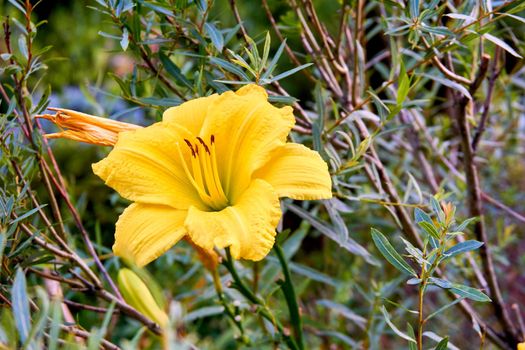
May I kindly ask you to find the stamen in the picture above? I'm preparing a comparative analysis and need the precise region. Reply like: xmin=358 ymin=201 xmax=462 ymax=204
xmin=175 ymin=143 xmax=211 ymax=203
xmin=209 ymin=138 xmax=228 ymax=200
xmin=196 ymin=136 xmax=210 ymax=154
xmin=177 ymin=136 xmax=229 ymax=210
xmin=183 ymin=139 xmax=195 ymax=157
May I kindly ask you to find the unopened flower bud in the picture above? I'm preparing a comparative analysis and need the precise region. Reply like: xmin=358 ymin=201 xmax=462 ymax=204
xmin=117 ymin=268 xmax=168 ymax=329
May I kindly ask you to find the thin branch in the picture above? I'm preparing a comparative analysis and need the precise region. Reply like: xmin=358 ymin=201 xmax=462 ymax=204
xmin=60 ymin=326 xmax=121 ymax=350
xmin=260 ymin=0 xmax=316 ymax=82
xmin=456 ymin=89 xmax=519 ymax=346
xmin=64 ymin=299 xmax=119 ymax=314
xmin=472 ymin=48 xmax=502 ymax=151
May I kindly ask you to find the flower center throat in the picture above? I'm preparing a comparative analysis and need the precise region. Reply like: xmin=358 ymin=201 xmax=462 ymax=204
xmin=177 ymin=135 xmax=229 ymax=210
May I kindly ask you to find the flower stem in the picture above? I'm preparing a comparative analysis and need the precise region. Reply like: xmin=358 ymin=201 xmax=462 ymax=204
xmin=211 ymin=268 xmax=248 ymax=344
xmin=274 ymin=243 xmax=305 ymax=350
xmin=223 ymin=249 xmax=299 ymax=350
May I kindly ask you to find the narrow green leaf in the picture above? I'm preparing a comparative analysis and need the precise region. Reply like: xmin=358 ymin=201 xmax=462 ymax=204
xmin=407 ymin=278 xmax=422 ymax=285
xmin=428 ymin=277 xmax=452 ymax=289
xmin=8 ymin=0 xmax=26 ymax=13
xmin=454 ymin=217 xmax=478 ymax=232
xmin=205 ymin=23 xmax=224 ymax=52
xmin=407 ymin=324 xmax=417 ymax=350
xmin=445 ymin=13 xmax=475 ymax=21
xmin=287 ymin=261 xmax=339 ymax=287
xmin=381 ymin=306 xmax=417 ymax=343
xmin=430 ymin=197 xmax=445 ymax=223
xmin=397 ymin=60 xmax=410 ymax=105
xmin=425 ymin=297 xmax=465 ymax=322
xmin=409 ymin=0 xmax=419 ymax=18
xmin=414 ymin=207 xmax=432 ymax=224
xmin=18 ymin=35 xmax=28 ymax=60
xmin=48 ymin=300 xmax=62 ymax=350
xmin=183 ymin=306 xmax=224 ymax=323
xmin=268 ymin=63 xmax=313 ymax=83
xmin=420 ymin=73 xmax=471 ymax=100
xmin=420 ymin=26 xmax=453 ymax=36
xmin=444 ymin=240 xmax=483 ymax=258
xmin=418 ymin=221 xmax=440 ymax=240
xmin=159 ymin=52 xmax=192 ymax=89
xmin=260 ymin=39 xmax=286 ymax=80
xmin=9 ymin=205 xmax=47 ymax=225
xmin=450 ymin=283 xmax=491 ymax=302
xmin=12 ymin=268 xmax=31 ymax=346
xmin=316 ymin=300 xmax=366 ymax=327
xmin=261 ymin=31 xmax=271 ymax=70
xmin=209 ymin=57 xmax=250 ymax=80
xmin=139 ymin=1 xmax=172 ymax=16
xmin=371 ymin=229 xmax=417 ymax=276
xmin=120 ymin=28 xmax=129 ymax=51
xmin=23 ymin=288 xmax=49 ymax=349
xmin=435 ymin=337 xmax=449 ymax=350
xmin=484 ymin=33 xmax=522 ymax=58
xmin=6 ymin=96 xmax=17 ymax=116
xmin=267 ymin=95 xmax=298 ymax=105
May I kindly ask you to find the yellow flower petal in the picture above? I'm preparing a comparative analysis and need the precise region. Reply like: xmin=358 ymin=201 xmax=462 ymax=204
xmin=254 ymin=143 xmax=332 ymax=200
xmin=184 ymin=179 xmax=281 ymax=261
xmin=162 ymin=94 xmax=219 ymax=134
xmin=113 ymin=203 xmax=187 ymax=267
xmin=518 ymin=343 xmax=525 ymax=350
xmin=92 ymin=122 xmax=206 ymax=210
xmin=199 ymin=84 xmax=295 ymax=202
xmin=118 ymin=268 xmax=168 ymax=328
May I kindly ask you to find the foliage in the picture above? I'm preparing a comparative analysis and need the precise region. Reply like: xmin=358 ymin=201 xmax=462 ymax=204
xmin=1 ymin=0 xmax=525 ymax=349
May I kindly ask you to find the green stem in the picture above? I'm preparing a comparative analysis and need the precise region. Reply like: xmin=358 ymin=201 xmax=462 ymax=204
xmin=274 ymin=243 xmax=305 ymax=350
xmin=211 ymin=268 xmax=248 ymax=344
xmin=417 ymin=280 xmax=426 ymax=350
xmin=418 ymin=226 xmax=449 ymax=350
xmin=223 ymin=249 xmax=299 ymax=350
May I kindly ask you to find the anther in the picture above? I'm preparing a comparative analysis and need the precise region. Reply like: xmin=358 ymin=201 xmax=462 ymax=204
xmin=183 ymin=139 xmax=196 ymax=157
xmin=210 ymin=134 xmax=215 ymax=144
xmin=196 ymin=136 xmax=210 ymax=154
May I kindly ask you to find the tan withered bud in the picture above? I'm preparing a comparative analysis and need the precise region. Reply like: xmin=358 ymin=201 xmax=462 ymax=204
xmin=36 ymin=107 xmax=142 ymax=146
xmin=183 ymin=236 xmax=220 ymax=270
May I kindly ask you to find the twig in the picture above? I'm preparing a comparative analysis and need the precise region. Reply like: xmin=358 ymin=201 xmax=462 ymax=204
xmin=97 ymin=290 xmax=162 ymax=336
xmin=64 ymin=299 xmax=119 ymax=314
xmin=456 ymin=86 xmax=519 ymax=346
xmin=512 ymin=304 xmax=525 ymax=340
xmin=260 ymin=0 xmax=316 ymax=82
xmin=422 ymin=37 xmax=471 ymax=85
xmin=28 ymin=268 xmax=86 ymax=289
xmin=228 ymin=0 xmax=249 ymax=40
xmin=60 ymin=326 xmax=121 ymax=350
xmin=472 ymin=48 xmax=502 ymax=151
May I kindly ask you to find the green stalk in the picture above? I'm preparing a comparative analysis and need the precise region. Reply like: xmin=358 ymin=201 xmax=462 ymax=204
xmin=274 ymin=243 xmax=305 ymax=350
xmin=223 ymin=249 xmax=299 ymax=350
xmin=211 ymin=268 xmax=248 ymax=344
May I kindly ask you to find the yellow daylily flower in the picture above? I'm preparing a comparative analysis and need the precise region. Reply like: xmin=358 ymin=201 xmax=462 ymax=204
xmin=43 ymin=84 xmax=332 ymax=266
xmin=518 ymin=342 xmax=525 ymax=350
